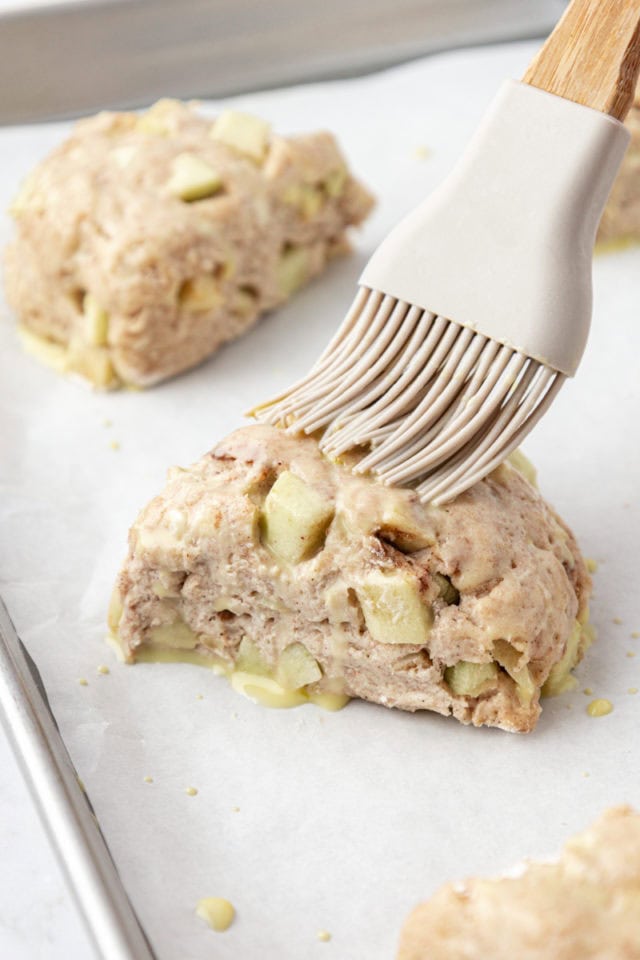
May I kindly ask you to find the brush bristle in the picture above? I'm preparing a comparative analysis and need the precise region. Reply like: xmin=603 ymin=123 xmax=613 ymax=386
xmin=253 ymin=287 xmax=565 ymax=503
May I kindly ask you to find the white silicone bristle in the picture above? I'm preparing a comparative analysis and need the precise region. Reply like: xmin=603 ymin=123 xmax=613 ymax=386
xmin=255 ymin=288 xmax=565 ymax=504
xmin=253 ymin=81 xmax=629 ymax=503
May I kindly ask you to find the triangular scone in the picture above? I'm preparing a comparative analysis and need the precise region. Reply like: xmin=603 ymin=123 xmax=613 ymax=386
xmin=397 ymin=806 xmax=640 ymax=960
xmin=110 ymin=425 xmax=591 ymax=733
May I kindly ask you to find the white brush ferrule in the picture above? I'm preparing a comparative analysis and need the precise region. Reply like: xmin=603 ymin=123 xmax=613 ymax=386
xmin=360 ymin=80 xmax=630 ymax=375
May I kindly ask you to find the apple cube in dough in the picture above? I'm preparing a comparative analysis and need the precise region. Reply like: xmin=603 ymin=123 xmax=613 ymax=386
xmin=83 ymin=293 xmax=109 ymax=346
xmin=149 ymin=620 xmax=199 ymax=649
xmin=167 ymin=153 xmax=223 ymax=202
xmin=445 ymin=661 xmax=499 ymax=697
xmin=277 ymin=643 xmax=322 ymax=690
xmin=542 ymin=619 xmax=583 ymax=696
xmin=276 ymin=246 xmax=309 ymax=297
xmin=210 ymin=110 xmax=271 ymax=162
xmin=356 ymin=569 xmax=433 ymax=646
xmin=178 ymin=275 xmax=223 ymax=312
xmin=493 ymin=638 xmax=536 ymax=706
xmin=260 ymin=471 xmax=334 ymax=564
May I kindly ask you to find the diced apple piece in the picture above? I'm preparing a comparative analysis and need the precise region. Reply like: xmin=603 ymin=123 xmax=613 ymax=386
xmin=276 ymin=246 xmax=308 ymax=297
xmin=235 ymin=637 xmax=270 ymax=676
xmin=260 ymin=471 xmax=334 ymax=564
xmin=433 ymin=573 xmax=460 ymax=605
xmin=324 ymin=167 xmax=347 ymax=198
xmin=210 ymin=110 xmax=271 ymax=162
xmin=377 ymin=503 xmax=434 ymax=552
xmin=507 ymin=449 xmax=537 ymax=487
xmin=67 ymin=342 xmax=117 ymax=388
xmin=232 ymin=287 xmax=259 ymax=317
xmin=137 ymin=99 xmax=181 ymax=135
xmin=277 ymin=643 xmax=322 ymax=690
xmin=149 ymin=620 xmax=199 ymax=650
xmin=83 ymin=292 xmax=109 ymax=345
xmin=355 ymin=569 xmax=433 ymax=645
xmin=282 ymin=183 xmax=324 ymax=219
xmin=542 ymin=620 xmax=583 ymax=697
xmin=178 ymin=275 xmax=222 ymax=311
xmin=167 ymin=153 xmax=223 ymax=202
xmin=493 ymin=639 xmax=536 ymax=706
xmin=445 ymin=661 xmax=498 ymax=697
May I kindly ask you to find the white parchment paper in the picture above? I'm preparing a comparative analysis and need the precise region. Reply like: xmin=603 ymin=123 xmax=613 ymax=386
xmin=1 ymin=41 xmax=639 ymax=960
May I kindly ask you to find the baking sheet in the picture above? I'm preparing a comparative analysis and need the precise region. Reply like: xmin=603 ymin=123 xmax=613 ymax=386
xmin=1 ymin=41 xmax=639 ymax=960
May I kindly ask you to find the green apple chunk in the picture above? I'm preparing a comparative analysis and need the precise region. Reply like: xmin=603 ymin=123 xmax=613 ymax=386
xmin=542 ymin=620 xmax=582 ymax=697
xmin=433 ymin=572 xmax=460 ymax=605
xmin=507 ymin=449 xmax=537 ymax=487
xmin=355 ymin=569 xmax=433 ymax=645
xmin=493 ymin=639 xmax=536 ymax=706
xmin=210 ymin=110 xmax=271 ymax=162
xmin=260 ymin=471 xmax=334 ymax=564
xmin=149 ymin=619 xmax=198 ymax=649
xmin=276 ymin=246 xmax=309 ymax=297
xmin=377 ymin=503 xmax=434 ymax=552
xmin=277 ymin=643 xmax=322 ymax=690
xmin=235 ymin=637 xmax=270 ymax=676
xmin=167 ymin=153 xmax=223 ymax=202
xmin=83 ymin=293 xmax=109 ymax=346
xmin=178 ymin=275 xmax=222 ymax=311
xmin=324 ymin=167 xmax=347 ymax=198
xmin=445 ymin=661 xmax=498 ymax=697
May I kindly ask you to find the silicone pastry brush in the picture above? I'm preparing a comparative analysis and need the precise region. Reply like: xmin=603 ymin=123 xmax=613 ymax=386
xmin=254 ymin=0 xmax=640 ymax=503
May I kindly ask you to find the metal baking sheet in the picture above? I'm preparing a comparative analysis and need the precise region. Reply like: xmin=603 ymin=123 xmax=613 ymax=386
xmin=0 ymin=0 xmax=568 ymax=122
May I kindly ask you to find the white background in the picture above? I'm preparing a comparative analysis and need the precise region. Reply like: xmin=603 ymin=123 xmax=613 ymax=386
xmin=1 ymin=41 xmax=639 ymax=960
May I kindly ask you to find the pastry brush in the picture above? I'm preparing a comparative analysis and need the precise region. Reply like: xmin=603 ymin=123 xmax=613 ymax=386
xmin=253 ymin=0 xmax=640 ymax=503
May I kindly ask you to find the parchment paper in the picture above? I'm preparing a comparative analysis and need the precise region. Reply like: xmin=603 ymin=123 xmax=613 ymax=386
xmin=1 ymin=41 xmax=639 ymax=960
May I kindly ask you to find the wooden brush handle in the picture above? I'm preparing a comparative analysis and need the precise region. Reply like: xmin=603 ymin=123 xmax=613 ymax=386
xmin=523 ymin=0 xmax=640 ymax=121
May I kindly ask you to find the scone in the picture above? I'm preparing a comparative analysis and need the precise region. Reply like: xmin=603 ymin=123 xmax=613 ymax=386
xmin=4 ymin=100 xmax=374 ymax=388
xmin=598 ymin=90 xmax=640 ymax=245
xmin=397 ymin=806 xmax=640 ymax=960
xmin=109 ymin=425 xmax=591 ymax=733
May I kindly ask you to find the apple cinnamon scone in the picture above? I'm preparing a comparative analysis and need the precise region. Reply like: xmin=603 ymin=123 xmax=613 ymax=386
xmin=397 ymin=806 xmax=640 ymax=960
xmin=4 ymin=100 xmax=373 ymax=388
xmin=110 ymin=425 xmax=591 ymax=733
xmin=598 ymin=91 xmax=640 ymax=246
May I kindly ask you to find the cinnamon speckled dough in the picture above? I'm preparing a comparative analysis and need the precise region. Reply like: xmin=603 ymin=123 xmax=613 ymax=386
xmin=111 ymin=425 xmax=591 ymax=733
xmin=598 ymin=93 xmax=640 ymax=244
xmin=398 ymin=807 xmax=640 ymax=960
xmin=4 ymin=100 xmax=374 ymax=387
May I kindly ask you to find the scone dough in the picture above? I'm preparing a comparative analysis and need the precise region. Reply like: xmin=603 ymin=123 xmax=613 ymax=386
xmin=5 ymin=100 xmax=373 ymax=387
xmin=111 ymin=425 xmax=591 ymax=733
xmin=398 ymin=806 xmax=640 ymax=960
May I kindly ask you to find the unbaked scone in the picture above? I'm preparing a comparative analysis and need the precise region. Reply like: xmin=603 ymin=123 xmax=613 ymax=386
xmin=598 ymin=91 xmax=640 ymax=246
xmin=110 ymin=425 xmax=591 ymax=733
xmin=4 ymin=100 xmax=374 ymax=388
xmin=397 ymin=806 xmax=640 ymax=960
